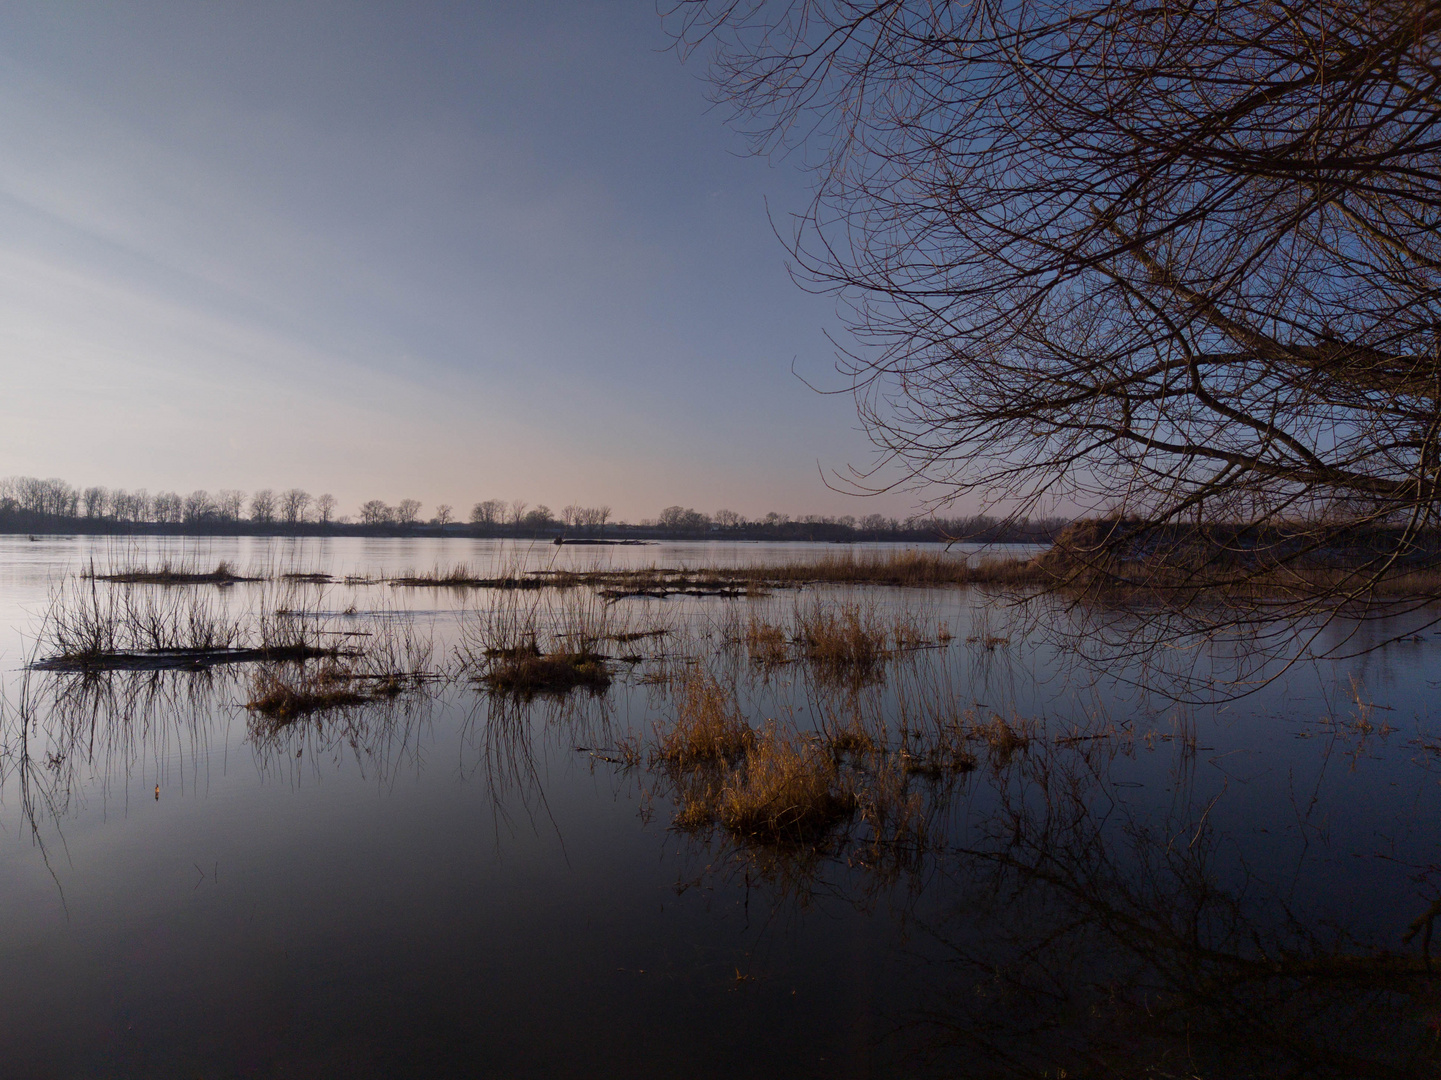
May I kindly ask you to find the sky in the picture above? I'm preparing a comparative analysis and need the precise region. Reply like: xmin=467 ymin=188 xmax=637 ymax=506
xmin=0 ymin=1 xmax=933 ymax=524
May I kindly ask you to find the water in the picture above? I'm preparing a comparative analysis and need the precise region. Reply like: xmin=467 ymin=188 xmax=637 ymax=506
xmin=0 ymin=536 xmax=1437 ymax=1077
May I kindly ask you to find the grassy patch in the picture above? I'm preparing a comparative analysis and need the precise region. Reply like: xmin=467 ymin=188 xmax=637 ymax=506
xmin=87 ymin=559 xmax=259 ymax=585
xmin=654 ymin=667 xmax=757 ymax=767
xmin=482 ymin=648 xmax=611 ymax=697
xmin=247 ymin=664 xmax=369 ymax=722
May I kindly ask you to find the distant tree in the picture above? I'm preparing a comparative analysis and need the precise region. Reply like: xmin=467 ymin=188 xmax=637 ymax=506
xmin=434 ymin=504 xmax=454 ymax=527
xmin=280 ymin=489 xmax=312 ymax=525
xmin=509 ymin=500 xmax=529 ymax=525
xmin=359 ymin=500 xmax=391 ymax=526
xmin=315 ymin=493 xmax=337 ymax=524
xmin=859 ymin=514 xmax=890 ymax=533
xmin=183 ymin=490 xmax=216 ymax=523
xmin=562 ymin=505 xmax=582 ymax=529
xmin=594 ymin=505 xmax=611 ymax=533
xmin=396 ymin=499 xmax=422 ymax=525
xmin=153 ymin=492 xmax=183 ymax=524
xmin=713 ymin=509 xmax=744 ymax=529
xmin=216 ymin=490 xmax=247 ymax=522
xmin=109 ymin=489 xmax=144 ymax=522
xmin=470 ymin=499 xmax=506 ymax=526
xmin=13 ymin=477 xmax=78 ymax=517
xmin=660 ymin=506 xmax=711 ymax=531
xmin=81 ymin=486 xmax=107 ymax=519
xmin=521 ymin=505 xmax=556 ymax=530
xmin=250 ymin=489 xmax=276 ymax=524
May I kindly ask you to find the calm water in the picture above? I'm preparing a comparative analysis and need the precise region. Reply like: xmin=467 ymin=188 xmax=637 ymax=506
xmin=0 ymin=536 xmax=1438 ymax=1078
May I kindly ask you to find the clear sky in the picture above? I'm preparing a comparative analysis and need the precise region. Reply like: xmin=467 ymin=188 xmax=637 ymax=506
xmin=0 ymin=1 xmax=933 ymax=523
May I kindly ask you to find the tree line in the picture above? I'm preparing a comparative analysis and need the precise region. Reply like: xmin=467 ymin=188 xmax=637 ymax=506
xmin=0 ymin=476 xmax=1064 ymax=541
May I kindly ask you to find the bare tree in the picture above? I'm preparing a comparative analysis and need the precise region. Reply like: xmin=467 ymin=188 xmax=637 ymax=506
xmin=81 ymin=486 xmax=107 ymax=519
xmin=216 ymin=490 xmax=247 ymax=522
xmin=315 ymin=493 xmax=337 ymax=524
xmin=249 ymin=489 xmax=276 ymax=524
xmin=359 ymin=500 xmax=391 ymax=526
xmin=434 ymin=504 xmax=454 ymax=527
xmin=182 ymin=490 xmax=216 ymax=523
xmin=153 ymin=492 xmax=183 ymax=524
xmin=470 ymin=499 xmax=506 ymax=526
xmin=395 ymin=498 xmax=422 ymax=525
xmin=675 ymin=0 xmax=1441 ymax=643
xmin=509 ymin=500 xmax=528 ymax=526
xmin=280 ymin=488 xmax=311 ymax=525
xmin=659 ymin=506 xmax=711 ymax=531
xmin=714 ymin=508 xmax=744 ymax=529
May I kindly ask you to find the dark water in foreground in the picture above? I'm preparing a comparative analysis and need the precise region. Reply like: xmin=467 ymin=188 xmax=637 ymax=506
xmin=1 ymin=536 xmax=1438 ymax=1078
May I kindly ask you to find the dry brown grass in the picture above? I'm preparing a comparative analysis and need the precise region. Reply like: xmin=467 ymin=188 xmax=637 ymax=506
xmin=385 ymin=549 xmax=1043 ymax=596
xmin=87 ymin=558 xmax=259 ymax=585
xmin=638 ymin=666 xmax=1011 ymax=851
xmin=654 ymin=667 xmax=756 ymax=767
xmin=973 ymin=714 xmax=1033 ymax=766
xmin=709 ymin=726 xmax=857 ymax=842
xmin=483 ymin=647 xmax=611 ymax=697
xmin=795 ymin=600 xmax=891 ymax=681
xmin=743 ymin=617 xmax=790 ymax=667
xmin=246 ymin=663 xmax=370 ymax=723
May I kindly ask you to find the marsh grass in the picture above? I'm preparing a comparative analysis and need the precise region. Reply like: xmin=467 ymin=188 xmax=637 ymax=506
xmin=795 ymin=600 xmax=890 ymax=680
xmin=482 ymin=650 xmax=611 ymax=697
xmin=631 ymin=664 xmax=1015 ymax=854
xmin=246 ymin=663 xmax=369 ymax=722
xmin=654 ymin=666 xmax=757 ymax=768
xmin=32 ymin=576 xmax=434 ymax=678
xmin=461 ymin=589 xmax=619 ymax=698
xmin=85 ymin=556 xmax=260 ymax=585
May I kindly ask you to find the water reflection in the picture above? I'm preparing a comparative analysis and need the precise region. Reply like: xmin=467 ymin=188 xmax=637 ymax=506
xmin=646 ymin=707 xmax=1439 ymax=1077
xmin=0 ymin=541 xmax=1437 ymax=1076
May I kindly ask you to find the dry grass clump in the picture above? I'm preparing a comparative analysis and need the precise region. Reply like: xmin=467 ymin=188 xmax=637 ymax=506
xmin=246 ymin=663 xmax=369 ymax=723
xmin=899 ymin=740 xmax=979 ymax=778
xmin=974 ymin=714 xmax=1033 ymax=766
xmin=388 ymin=563 xmax=547 ymax=589
xmin=655 ymin=667 xmax=757 ymax=767
xmin=744 ymin=617 xmax=790 ymax=667
xmin=483 ymin=647 xmax=611 ymax=697
xmin=36 ymin=578 xmax=258 ymax=670
xmin=826 ymin=719 xmax=881 ymax=757
xmin=460 ymin=590 xmax=621 ymax=698
xmin=87 ymin=558 xmax=259 ymax=585
xmin=709 ymin=726 xmax=856 ymax=842
xmin=795 ymin=601 xmax=891 ymax=680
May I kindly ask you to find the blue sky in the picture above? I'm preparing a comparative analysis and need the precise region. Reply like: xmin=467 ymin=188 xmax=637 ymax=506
xmin=0 ymin=2 xmax=926 ymax=522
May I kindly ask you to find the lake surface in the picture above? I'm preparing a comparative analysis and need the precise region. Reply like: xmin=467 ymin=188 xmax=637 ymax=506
xmin=0 ymin=536 xmax=1438 ymax=1078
